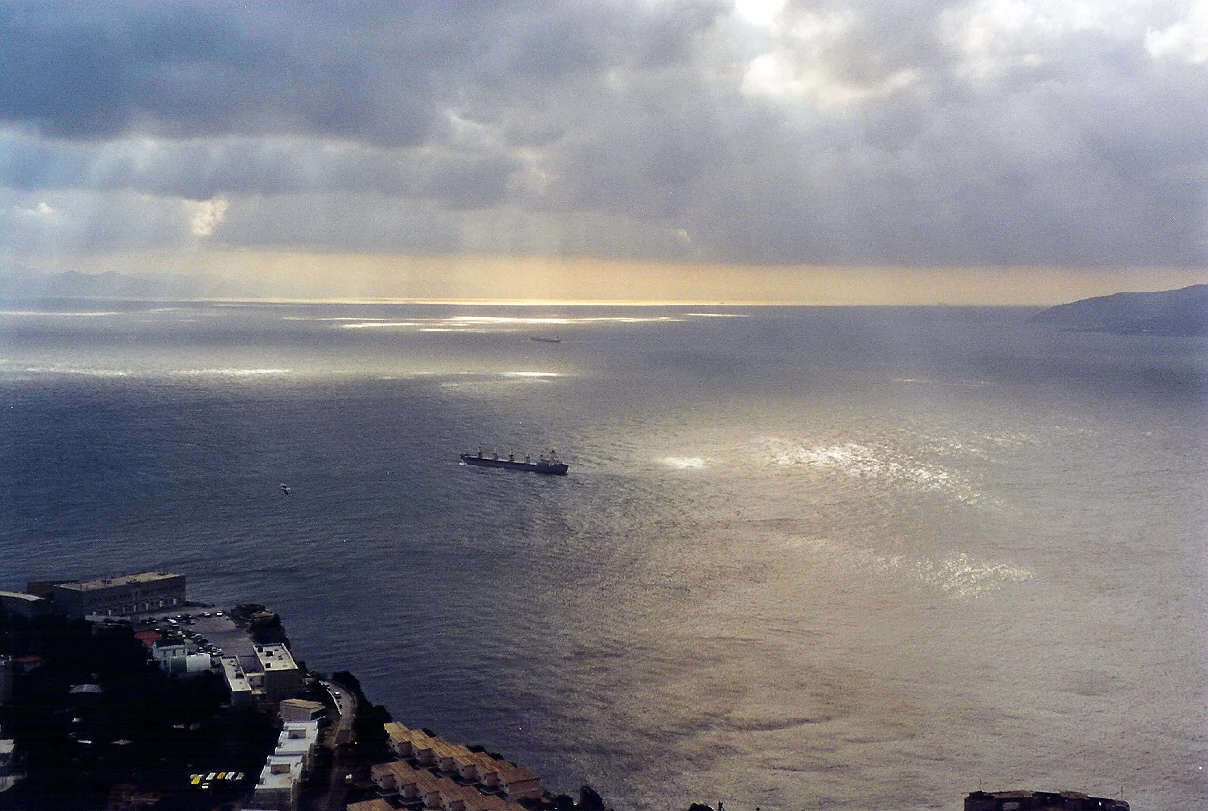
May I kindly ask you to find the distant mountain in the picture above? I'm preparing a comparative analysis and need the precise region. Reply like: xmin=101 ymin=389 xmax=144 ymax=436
xmin=1030 ymin=284 xmax=1208 ymax=337
xmin=0 ymin=268 xmax=233 ymax=301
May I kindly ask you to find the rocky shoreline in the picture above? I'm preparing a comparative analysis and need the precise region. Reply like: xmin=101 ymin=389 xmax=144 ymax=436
xmin=0 ymin=596 xmax=613 ymax=811
xmin=1 ymin=586 xmax=1130 ymax=811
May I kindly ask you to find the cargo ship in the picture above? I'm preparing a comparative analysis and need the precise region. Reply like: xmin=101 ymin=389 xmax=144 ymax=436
xmin=459 ymin=450 xmax=568 ymax=475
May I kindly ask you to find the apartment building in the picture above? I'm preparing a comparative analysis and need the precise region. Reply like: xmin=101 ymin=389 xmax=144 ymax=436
xmin=254 ymin=643 xmax=302 ymax=703
xmin=370 ymin=760 xmax=532 ymax=811
xmin=46 ymin=572 xmax=186 ymax=617
xmin=252 ymin=754 xmax=304 ymax=811
xmin=381 ymin=722 xmax=542 ymax=801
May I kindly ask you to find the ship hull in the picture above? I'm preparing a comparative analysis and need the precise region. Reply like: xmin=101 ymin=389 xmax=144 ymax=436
xmin=459 ymin=454 xmax=568 ymax=475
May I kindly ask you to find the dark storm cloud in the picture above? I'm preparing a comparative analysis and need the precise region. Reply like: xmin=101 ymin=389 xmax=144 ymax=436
xmin=0 ymin=1 xmax=452 ymax=144
xmin=1 ymin=0 xmax=1205 ymax=267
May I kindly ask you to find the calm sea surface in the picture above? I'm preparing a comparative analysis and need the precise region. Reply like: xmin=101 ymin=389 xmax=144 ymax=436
xmin=2 ymin=301 xmax=1206 ymax=811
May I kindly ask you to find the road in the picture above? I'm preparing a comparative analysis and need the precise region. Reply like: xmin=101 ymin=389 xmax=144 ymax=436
xmin=305 ymin=680 xmax=360 ymax=811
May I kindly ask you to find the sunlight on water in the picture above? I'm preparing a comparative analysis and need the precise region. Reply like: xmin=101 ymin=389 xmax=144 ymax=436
xmin=2 ymin=301 xmax=1204 ymax=811
xmin=0 ymin=309 xmax=123 ymax=317
xmin=452 ymin=316 xmax=575 ymax=325
xmin=660 ymin=456 xmax=708 ymax=469
xmin=283 ymin=315 xmax=393 ymax=321
xmin=783 ymin=537 xmax=1033 ymax=599
xmin=448 ymin=315 xmax=684 ymax=325
xmin=6 ymin=364 xmax=132 ymax=377
xmin=171 ymin=368 xmax=293 ymax=377
xmin=341 ymin=320 xmax=425 ymax=328
xmin=759 ymin=438 xmax=983 ymax=503
xmin=439 ymin=373 xmax=565 ymax=393
xmin=925 ymin=552 xmax=1033 ymax=597
xmin=923 ymin=431 xmax=1038 ymax=460
xmin=335 ymin=314 xmax=687 ymax=330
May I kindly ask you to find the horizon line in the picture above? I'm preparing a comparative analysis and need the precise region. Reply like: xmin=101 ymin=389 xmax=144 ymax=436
xmin=0 ymin=294 xmax=1050 ymax=308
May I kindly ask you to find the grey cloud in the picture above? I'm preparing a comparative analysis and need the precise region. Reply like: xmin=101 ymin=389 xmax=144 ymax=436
xmin=0 ymin=187 xmax=194 ymax=253
xmin=216 ymin=193 xmax=461 ymax=255
xmin=1 ymin=1 xmax=447 ymax=145
xmin=780 ymin=0 xmax=950 ymax=87
xmin=1 ymin=0 xmax=1204 ymax=268
xmin=2 ymin=131 xmax=523 ymax=211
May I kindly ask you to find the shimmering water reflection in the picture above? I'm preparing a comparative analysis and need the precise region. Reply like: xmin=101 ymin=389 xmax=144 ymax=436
xmin=1 ymin=302 xmax=1205 ymax=811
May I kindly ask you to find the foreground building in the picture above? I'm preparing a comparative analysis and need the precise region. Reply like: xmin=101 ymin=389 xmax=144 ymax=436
xmin=279 ymin=698 xmax=325 ymax=724
xmin=37 ymin=572 xmax=186 ymax=618
xmin=252 ymin=754 xmax=305 ymax=810
xmin=220 ymin=656 xmax=256 ymax=706
xmin=965 ymin=791 xmax=1129 ymax=810
xmin=247 ymin=719 xmax=321 ymax=811
xmin=372 ymin=721 xmax=542 ymax=806
xmin=0 ymin=591 xmax=53 ymax=619
xmin=367 ymin=760 xmax=532 ymax=811
xmin=0 ymin=728 xmax=17 ymax=790
xmin=254 ymin=643 xmax=302 ymax=703
xmin=274 ymin=722 xmax=320 ymax=774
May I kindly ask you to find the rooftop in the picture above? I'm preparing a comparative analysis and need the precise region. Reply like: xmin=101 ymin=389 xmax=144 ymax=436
xmin=0 ymin=590 xmax=45 ymax=603
xmin=54 ymin=571 xmax=183 ymax=592
xmin=257 ymin=754 xmax=304 ymax=790
xmin=254 ymin=643 xmax=298 ymax=671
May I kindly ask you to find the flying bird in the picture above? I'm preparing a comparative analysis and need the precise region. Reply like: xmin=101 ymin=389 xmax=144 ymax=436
xmin=280 ymin=483 xmax=291 ymax=495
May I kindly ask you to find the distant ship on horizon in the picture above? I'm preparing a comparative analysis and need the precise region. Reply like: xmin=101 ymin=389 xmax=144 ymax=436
xmin=529 ymin=335 xmax=562 ymax=343
xmin=459 ymin=449 xmax=568 ymax=475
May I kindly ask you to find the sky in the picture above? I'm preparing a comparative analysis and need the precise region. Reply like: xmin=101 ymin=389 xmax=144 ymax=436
xmin=1 ymin=0 xmax=1206 ymax=304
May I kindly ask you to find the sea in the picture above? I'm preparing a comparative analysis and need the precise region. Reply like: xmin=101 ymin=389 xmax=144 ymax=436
xmin=1 ymin=299 xmax=1205 ymax=811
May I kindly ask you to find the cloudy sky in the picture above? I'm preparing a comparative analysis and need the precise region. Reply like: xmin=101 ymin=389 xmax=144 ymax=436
xmin=2 ymin=0 xmax=1206 ymax=303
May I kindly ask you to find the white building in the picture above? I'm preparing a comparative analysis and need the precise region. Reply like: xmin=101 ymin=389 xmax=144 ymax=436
xmin=274 ymin=721 xmax=320 ymax=774
xmin=253 ymin=644 xmax=301 ymax=702
xmin=185 ymin=653 xmax=212 ymax=674
xmin=0 ymin=736 xmax=14 ymax=774
xmin=279 ymin=698 xmax=324 ymax=723
xmin=151 ymin=639 xmax=187 ymax=674
xmin=252 ymin=754 xmax=304 ymax=811
xmin=220 ymin=656 xmax=255 ymax=707
xmin=0 ymin=728 xmax=19 ymax=796
xmin=247 ymin=717 xmax=320 ymax=810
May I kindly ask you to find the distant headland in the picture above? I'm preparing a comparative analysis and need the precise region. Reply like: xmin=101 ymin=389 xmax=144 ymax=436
xmin=1030 ymin=284 xmax=1208 ymax=337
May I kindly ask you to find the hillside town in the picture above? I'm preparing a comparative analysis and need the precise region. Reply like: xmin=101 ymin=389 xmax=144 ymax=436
xmin=0 ymin=571 xmax=1127 ymax=811
xmin=0 ymin=571 xmax=606 ymax=811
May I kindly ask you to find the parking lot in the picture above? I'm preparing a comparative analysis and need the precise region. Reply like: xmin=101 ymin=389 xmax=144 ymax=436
xmin=135 ymin=609 xmax=258 ymax=667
